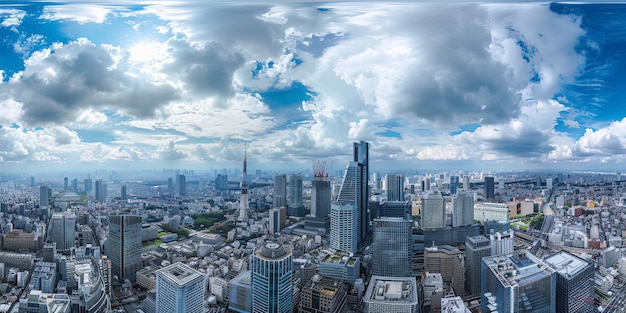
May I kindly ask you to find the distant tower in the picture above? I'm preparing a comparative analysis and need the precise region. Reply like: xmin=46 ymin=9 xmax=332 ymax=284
xmin=39 ymin=186 xmax=49 ymax=208
xmin=288 ymin=174 xmax=303 ymax=216
xmin=484 ymin=176 xmax=495 ymax=200
xmin=250 ymin=242 xmax=293 ymax=313
xmin=385 ymin=174 xmax=404 ymax=201
xmin=63 ymin=177 xmax=69 ymax=191
xmin=336 ymin=141 xmax=369 ymax=243
xmin=239 ymin=144 xmax=249 ymax=221
xmin=273 ymin=174 xmax=287 ymax=208
xmin=178 ymin=175 xmax=186 ymax=196
xmin=421 ymin=191 xmax=445 ymax=229
xmin=121 ymin=185 xmax=127 ymax=201
xmin=449 ymin=175 xmax=459 ymax=195
xmin=452 ymin=191 xmax=474 ymax=227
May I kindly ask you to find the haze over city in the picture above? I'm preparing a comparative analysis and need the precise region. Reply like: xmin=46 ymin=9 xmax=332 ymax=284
xmin=1 ymin=1 xmax=626 ymax=173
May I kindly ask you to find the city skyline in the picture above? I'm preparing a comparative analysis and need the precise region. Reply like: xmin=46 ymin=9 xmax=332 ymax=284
xmin=1 ymin=2 xmax=626 ymax=173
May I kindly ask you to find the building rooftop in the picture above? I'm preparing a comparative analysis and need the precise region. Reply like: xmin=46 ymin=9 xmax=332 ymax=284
xmin=441 ymin=296 xmax=470 ymax=313
xmin=544 ymin=251 xmax=591 ymax=279
xmin=483 ymin=250 xmax=554 ymax=288
xmin=364 ymin=276 xmax=418 ymax=305
xmin=256 ymin=241 xmax=291 ymax=260
xmin=157 ymin=262 xmax=203 ymax=286
xmin=306 ymin=275 xmax=344 ymax=298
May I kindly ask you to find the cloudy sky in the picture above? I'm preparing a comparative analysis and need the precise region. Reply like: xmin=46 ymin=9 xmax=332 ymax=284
xmin=0 ymin=1 xmax=625 ymax=173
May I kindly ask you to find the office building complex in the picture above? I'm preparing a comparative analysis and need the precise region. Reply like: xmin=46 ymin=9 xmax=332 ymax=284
xmin=489 ymin=230 xmax=514 ymax=256
xmin=424 ymin=245 xmax=466 ymax=297
xmin=273 ymin=174 xmax=287 ymax=208
xmin=319 ymin=252 xmax=360 ymax=284
xmin=544 ymin=251 xmax=595 ymax=313
xmin=156 ymin=262 xmax=204 ymax=313
xmin=19 ymin=290 xmax=71 ymax=313
xmin=484 ymin=176 xmax=495 ymax=200
xmin=363 ymin=276 xmax=419 ymax=313
xmin=481 ymin=250 xmax=556 ymax=313
xmin=300 ymin=275 xmax=347 ymax=313
xmin=228 ymin=271 xmax=252 ymax=313
xmin=375 ymin=200 xmax=411 ymax=219
xmin=372 ymin=217 xmax=413 ymax=277
xmin=84 ymin=178 xmax=93 ymax=193
xmin=386 ymin=174 xmax=404 ymax=201
xmin=250 ymin=242 xmax=293 ymax=313
xmin=465 ymin=235 xmax=491 ymax=296
xmin=67 ymin=257 xmax=110 ymax=313
xmin=421 ymin=191 xmax=445 ymax=229
xmin=474 ymin=202 xmax=509 ymax=222
xmin=48 ymin=212 xmax=76 ymax=251
xmin=106 ymin=215 xmax=142 ymax=282
xmin=452 ymin=191 xmax=474 ymax=227
xmin=289 ymin=173 xmax=303 ymax=210
xmin=330 ymin=203 xmax=358 ymax=254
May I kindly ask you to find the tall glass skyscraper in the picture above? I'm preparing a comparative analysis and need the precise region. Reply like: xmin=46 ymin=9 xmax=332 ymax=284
xmin=465 ymin=235 xmax=491 ymax=296
xmin=421 ymin=191 xmax=445 ymax=229
xmin=48 ymin=212 xmax=76 ymax=251
xmin=544 ymin=251 xmax=594 ymax=313
xmin=452 ymin=191 xmax=474 ymax=227
xmin=273 ymin=174 xmax=287 ymax=208
xmin=484 ymin=176 xmax=495 ymax=200
xmin=156 ymin=262 xmax=204 ymax=313
xmin=288 ymin=174 xmax=303 ymax=210
xmin=336 ymin=141 xmax=369 ymax=243
xmin=106 ymin=215 xmax=142 ymax=282
xmin=386 ymin=174 xmax=404 ymax=201
xmin=372 ymin=217 xmax=413 ymax=277
xmin=250 ymin=242 xmax=293 ymax=313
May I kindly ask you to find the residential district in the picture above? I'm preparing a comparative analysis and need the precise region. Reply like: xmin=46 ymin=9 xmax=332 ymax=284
xmin=0 ymin=141 xmax=625 ymax=313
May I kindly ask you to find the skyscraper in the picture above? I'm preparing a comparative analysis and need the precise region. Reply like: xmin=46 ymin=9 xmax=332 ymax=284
xmin=63 ymin=177 xmax=68 ymax=191
xmin=544 ymin=251 xmax=594 ymax=313
xmin=95 ymin=179 xmax=107 ymax=203
xmin=465 ymin=235 xmax=491 ymax=295
xmin=336 ymin=142 xmax=370 ymax=243
xmin=385 ymin=174 xmax=404 ymax=201
xmin=424 ymin=245 xmax=466 ymax=297
xmin=452 ymin=191 xmax=474 ymax=227
xmin=48 ymin=212 xmax=76 ymax=251
xmin=421 ymin=191 xmax=445 ymax=229
xmin=71 ymin=179 xmax=78 ymax=192
xmin=39 ymin=186 xmax=49 ymax=208
xmin=372 ymin=217 xmax=413 ymax=277
xmin=120 ymin=185 xmax=127 ymax=201
xmin=106 ymin=215 xmax=142 ymax=282
xmin=330 ymin=203 xmax=358 ymax=254
xmin=288 ymin=174 xmax=303 ymax=211
xmin=239 ymin=145 xmax=249 ymax=221
xmin=481 ymin=250 xmax=556 ymax=313
xmin=269 ymin=207 xmax=286 ymax=234
xmin=273 ymin=174 xmax=287 ymax=208
xmin=449 ymin=175 xmax=459 ymax=195
xmin=178 ymin=174 xmax=186 ymax=196
xmin=156 ymin=262 xmax=204 ymax=313
xmin=250 ymin=242 xmax=293 ymax=313
xmin=353 ymin=141 xmax=369 ymax=242
xmin=484 ymin=176 xmax=495 ymax=200
xmin=84 ymin=178 xmax=93 ymax=193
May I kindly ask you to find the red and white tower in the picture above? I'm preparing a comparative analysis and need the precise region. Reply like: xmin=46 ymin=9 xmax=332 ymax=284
xmin=239 ymin=144 xmax=249 ymax=221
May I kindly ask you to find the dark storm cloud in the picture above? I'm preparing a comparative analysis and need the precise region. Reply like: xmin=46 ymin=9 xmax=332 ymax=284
xmin=482 ymin=127 xmax=554 ymax=157
xmin=12 ymin=39 xmax=179 ymax=126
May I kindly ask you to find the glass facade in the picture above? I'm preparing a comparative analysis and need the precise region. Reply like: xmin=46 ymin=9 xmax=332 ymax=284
xmin=250 ymin=242 xmax=293 ymax=313
xmin=372 ymin=217 xmax=413 ymax=277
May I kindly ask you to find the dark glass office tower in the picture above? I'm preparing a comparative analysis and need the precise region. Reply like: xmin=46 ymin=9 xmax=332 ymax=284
xmin=353 ymin=141 xmax=369 ymax=242
xmin=107 ymin=215 xmax=142 ymax=282
xmin=484 ymin=176 xmax=495 ymax=200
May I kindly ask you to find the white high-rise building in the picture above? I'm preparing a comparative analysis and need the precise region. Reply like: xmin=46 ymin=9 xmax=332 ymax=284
xmin=48 ymin=212 xmax=76 ymax=251
xmin=490 ymin=230 xmax=514 ymax=256
xmin=421 ymin=191 xmax=445 ymax=229
xmin=156 ymin=262 xmax=204 ymax=313
xmin=330 ymin=203 xmax=358 ymax=254
xmin=452 ymin=191 xmax=474 ymax=227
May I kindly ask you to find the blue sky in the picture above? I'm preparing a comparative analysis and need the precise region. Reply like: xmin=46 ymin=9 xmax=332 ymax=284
xmin=1 ymin=1 xmax=626 ymax=173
